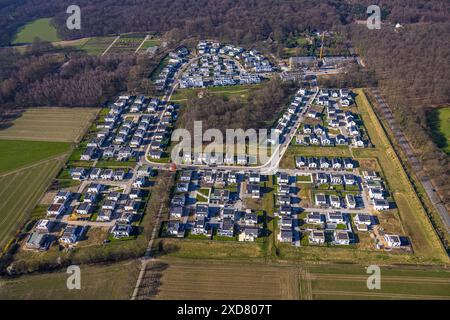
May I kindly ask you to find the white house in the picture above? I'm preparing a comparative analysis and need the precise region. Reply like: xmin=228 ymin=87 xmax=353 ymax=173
xmin=374 ymin=199 xmax=389 ymax=211
xmin=384 ymin=234 xmax=402 ymax=248
xmin=111 ymin=224 xmax=133 ymax=239
xmin=345 ymin=194 xmax=356 ymax=209
xmin=306 ymin=212 xmax=322 ymax=224
xmin=326 ymin=212 xmax=344 ymax=224
xmin=309 ymin=230 xmax=325 ymax=244
xmin=334 ymin=230 xmax=350 ymax=245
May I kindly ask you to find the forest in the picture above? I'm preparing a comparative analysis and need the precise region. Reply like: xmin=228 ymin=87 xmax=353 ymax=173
xmin=176 ymin=80 xmax=297 ymax=136
xmin=2 ymin=0 xmax=450 ymax=46
xmin=0 ymin=40 xmax=160 ymax=114
xmin=348 ymin=23 xmax=450 ymax=207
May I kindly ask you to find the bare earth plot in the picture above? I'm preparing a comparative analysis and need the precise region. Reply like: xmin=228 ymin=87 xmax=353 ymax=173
xmin=0 ymin=260 xmax=139 ymax=300
xmin=146 ymin=259 xmax=300 ymax=300
xmin=135 ymin=258 xmax=450 ymax=300
xmin=0 ymin=107 xmax=99 ymax=142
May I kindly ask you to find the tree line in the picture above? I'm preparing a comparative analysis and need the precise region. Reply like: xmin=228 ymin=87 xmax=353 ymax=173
xmin=348 ymin=23 xmax=450 ymax=208
xmin=2 ymin=0 xmax=449 ymax=47
xmin=175 ymin=79 xmax=297 ymax=139
xmin=0 ymin=40 xmax=161 ymax=114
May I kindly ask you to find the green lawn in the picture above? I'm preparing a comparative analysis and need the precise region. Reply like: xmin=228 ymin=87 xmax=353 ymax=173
xmin=13 ymin=18 xmax=60 ymax=44
xmin=427 ymin=106 xmax=450 ymax=155
xmin=75 ymin=36 xmax=116 ymax=55
xmin=0 ymin=140 xmax=70 ymax=174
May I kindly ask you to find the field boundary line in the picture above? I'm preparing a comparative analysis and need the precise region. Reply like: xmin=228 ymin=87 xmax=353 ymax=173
xmin=135 ymin=35 xmax=149 ymax=53
xmin=0 ymin=153 xmax=68 ymax=178
xmin=312 ymin=274 xmax=450 ymax=284
xmin=102 ymin=35 xmax=120 ymax=56
xmin=313 ymin=290 xmax=450 ymax=300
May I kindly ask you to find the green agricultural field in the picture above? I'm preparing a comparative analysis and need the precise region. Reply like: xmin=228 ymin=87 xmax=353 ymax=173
xmin=0 ymin=140 xmax=70 ymax=174
xmin=139 ymin=39 xmax=161 ymax=50
xmin=153 ymin=238 xmax=264 ymax=261
xmin=108 ymin=35 xmax=147 ymax=54
xmin=0 ymin=260 xmax=139 ymax=300
xmin=427 ymin=106 xmax=450 ymax=155
xmin=76 ymin=36 xmax=116 ymax=55
xmin=0 ymin=107 xmax=97 ymax=252
xmin=13 ymin=18 xmax=60 ymax=44
xmin=0 ymin=156 xmax=66 ymax=251
xmin=0 ymin=107 xmax=99 ymax=142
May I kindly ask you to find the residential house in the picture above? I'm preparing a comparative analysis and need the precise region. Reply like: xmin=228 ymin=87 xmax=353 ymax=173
xmin=343 ymin=174 xmax=355 ymax=185
xmin=320 ymin=157 xmax=331 ymax=170
xmin=315 ymin=172 xmax=328 ymax=185
xmin=239 ymin=226 xmax=259 ymax=242
xmin=170 ymin=205 xmax=184 ymax=219
xmin=315 ymin=193 xmax=327 ymax=207
xmin=374 ymin=199 xmax=389 ymax=211
xmin=176 ymin=182 xmax=189 ymax=193
xmin=326 ymin=212 xmax=344 ymax=224
xmin=111 ymin=224 xmax=133 ymax=239
xmin=296 ymin=156 xmax=307 ymax=168
xmin=279 ymin=206 xmax=292 ymax=216
xmin=47 ymin=204 xmax=65 ymax=217
xmin=309 ymin=230 xmax=325 ymax=244
xmin=97 ymin=210 xmax=114 ymax=222
xmin=247 ymin=184 xmax=260 ymax=198
xmin=76 ymin=203 xmax=92 ymax=215
xmin=369 ymin=188 xmax=384 ymax=200
xmin=195 ymin=204 xmax=209 ymax=219
xmin=277 ymin=172 xmax=289 ymax=184
xmin=244 ymin=212 xmax=258 ymax=225
xmin=60 ymin=225 xmax=83 ymax=244
xmin=384 ymin=234 xmax=402 ymax=248
xmin=345 ymin=194 xmax=356 ymax=209
xmin=35 ymin=219 xmax=53 ymax=233
xmin=278 ymin=229 xmax=293 ymax=243
xmin=26 ymin=232 xmax=50 ymax=250
xmin=249 ymin=172 xmax=261 ymax=183
xmin=330 ymin=174 xmax=342 ymax=185
xmin=330 ymin=195 xmax=341 ymax=208
xmin=306 ymin=212 xmax=322 ymax=224
xmin=334 ymin=230 xmax=350 ymax=245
